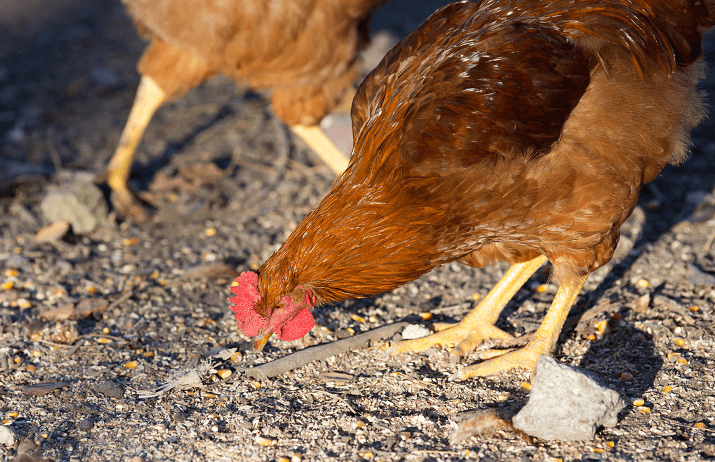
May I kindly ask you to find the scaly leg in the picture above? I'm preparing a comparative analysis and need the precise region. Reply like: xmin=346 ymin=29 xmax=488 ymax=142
xmin=450 ymin=274 xmax=588 ymax=380
xmin=101 ymin=75 xmax=166 ymax=221
xmin=291 ymin=124 xmax=349 ymax=175
xmin=388 ymin=255 xmax=548 ymax=363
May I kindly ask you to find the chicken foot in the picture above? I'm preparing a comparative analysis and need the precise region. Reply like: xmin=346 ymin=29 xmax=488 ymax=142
xmin=388 ymin=255 xmax=548 ymax=364
xmin=99 ymin=75 xmax=166 ymax=222
xmin=291 ymin=125 xmax=349 ymax=175
xmin=450 ymin=274 xmax=587 ymax=380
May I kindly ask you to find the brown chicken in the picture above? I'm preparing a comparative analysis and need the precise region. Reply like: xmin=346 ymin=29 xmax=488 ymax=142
xmin=103 ymin=0 xmax=386 ymax=220
xmin=228 ymin=0 xmax=714 ymax=379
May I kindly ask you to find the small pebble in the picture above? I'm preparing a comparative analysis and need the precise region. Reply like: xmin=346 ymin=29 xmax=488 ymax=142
xmin=79 ymin=418 xmax=94 ymax=432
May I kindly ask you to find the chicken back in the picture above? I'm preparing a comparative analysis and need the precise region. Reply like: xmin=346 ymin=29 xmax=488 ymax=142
xmin=232 ymin=0 xmax=713 ymax=374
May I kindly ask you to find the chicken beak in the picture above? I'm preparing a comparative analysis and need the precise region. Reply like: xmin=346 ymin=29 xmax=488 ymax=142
xmin=253 ymin=329 xmax=274 ymax=351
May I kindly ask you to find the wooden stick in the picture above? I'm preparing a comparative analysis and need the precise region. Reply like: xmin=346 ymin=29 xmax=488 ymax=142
xmin=244 ymin=322 xmax=408 ymax=379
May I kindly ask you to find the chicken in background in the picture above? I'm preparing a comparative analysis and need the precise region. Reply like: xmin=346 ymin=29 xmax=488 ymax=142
xmin=100 ymin=0 xmax=387 ymax=221
xmin=229 ymin=0 xmax=714 ymax=378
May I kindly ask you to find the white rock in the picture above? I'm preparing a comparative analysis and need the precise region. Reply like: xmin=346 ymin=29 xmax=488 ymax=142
xmin=0 ymin=426 xmax=15 ymax=447
xmin=401 ymin=324 xmax=431 ymax=340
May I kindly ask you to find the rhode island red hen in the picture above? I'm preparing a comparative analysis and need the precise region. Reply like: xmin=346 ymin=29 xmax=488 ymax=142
xmin=229 ymin=0 xmax=714 ymax=378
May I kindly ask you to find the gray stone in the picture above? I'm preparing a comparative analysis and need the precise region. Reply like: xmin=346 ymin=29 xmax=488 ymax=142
xmin=40 ymin=172 xmax=107 ymax=234
xmin=95 ymin=380 xmax=124 ymax=399
xmin=512 ymin=355 xmax=625 ymax=441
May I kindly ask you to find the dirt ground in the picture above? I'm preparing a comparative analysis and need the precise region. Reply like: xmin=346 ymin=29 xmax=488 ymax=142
xmin=1 ymin=1 xmax=715 ymax=461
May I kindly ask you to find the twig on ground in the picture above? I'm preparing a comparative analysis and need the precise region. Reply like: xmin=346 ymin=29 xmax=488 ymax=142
xmin=244 ymin=322 xmax=408 ymax=379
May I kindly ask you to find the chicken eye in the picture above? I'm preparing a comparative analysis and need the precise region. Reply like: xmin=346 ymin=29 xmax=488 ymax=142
xmin=274 ymin=302 xmax=283 ymax=311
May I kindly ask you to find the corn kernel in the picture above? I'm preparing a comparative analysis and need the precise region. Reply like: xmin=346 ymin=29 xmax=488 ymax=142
xmin=102 ymin=327 xmax=110 ymax=334
xmin=390 ymin=371 xmax=401 ymax=376
xmin=677 ymin=357 xmax=688 ymax=365
xmin=688 ymin=305 xmax=699 ymax=312
xmin=97 ymin=337 xmax=111 ymax=344
xmin=636 ymin=279 xmax=650 ymax=288
xmin=621 ymin=373 xmax=633 ymax=381
xmin=1 ymin=281 xmax=14 ymax=290
xmin=667 ymin=352 xmax=681 ymax=361
xmin=249 ymin=381 xmax=261 ymax=389
xmin=695 ymin=422 xmax=707 ymax=429
xmin=230 ymin=352 xmax=242 ymax=363
xmin=204 ymin=393 xmax=216 ymax=399
xmin=13 ymin=357 xmax=21 ymax=364
xmin=204 ymin=227 xmax=217 ymax=237
xmin=592 ymin=448 xmax=605 ymax=453
xmin=121 ymin=238 xmax=138 ymax=246
xmin=2 ymin=419 xmax=12 ymax=425
xmin=355 ymin=420 xmax=366 ymax=429
xmin=87 ymin=286 xmax=95 ymax=294
xmin=419 ymin=312 xmax=432 ymax=320
xmin=29 ymin=332 xmax=42 ymax=342
xmin=40 ymin=433 xmax=48 ymax=439
xmin=32 ymin=350 xmax=41 ymax=357
xmin=360 ymin=452 xmax=374 ymax=459
xmin=17 ymin=299 xmax=31 ymax=309
xmin=606 ymin=441 xmax=615 ymax=448
xmin=4 ymin=269 xmax=18 ymax=277
xmin=186 ymin=392 xmax=195 ymax=396
xmin=124 ymin=361 xmax=138 ymax=369
xmin=291 ymin=455 xmax=302 ymax=462
xmin=471 ymin=292 xmax=481 ymax=301
xmin=217 ymin=369 xmax=232 ymax=379
xmin=6 ymin=411 xmax=18 ymax=418
xmin=255 ymin=436 xmax=276 ymax=447
xmin=587 ymin=334 xmax=596 ymax=341
xmin=663 ymin=386 xmax=673 ymax=394
xmin=637 ymin=406 xmax=651 ymax=413
xmin=350 ymin=314 xmax=366 ymax=323
xmin=277 ymin=458 xmax=290 ymax=462
xmin=596 ymin=320 xmax=609 ymax=334
xmin=347 ymin=327 xmax=355 ymax=334
xmin=673 ymin=338 xmax=685 ymax=346
xmin=633 ymin=398 xmax=645 ymax=406
xmin=143 ymin=351 xmax=153 ymax=357
xmin=522 ymin=382 xmax=532 ymax=390
xmin=398 ymin=431 xmax=411 ymax=440
xmin=25 ymin=365 xmax=36 ymax=373
xmin=230 ymin=280 xmax=240 ymax=287
xmin=536 ymin=284 xmax=548 ymax=293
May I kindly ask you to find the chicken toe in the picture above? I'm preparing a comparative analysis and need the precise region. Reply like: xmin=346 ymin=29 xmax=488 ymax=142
xmin=449 ymin=275 xmax=588 ymax=380
xmin=389 ymin=255 xmax=547 ymax=359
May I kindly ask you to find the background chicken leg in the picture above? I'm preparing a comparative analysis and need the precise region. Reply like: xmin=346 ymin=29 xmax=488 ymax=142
xmin=100 ymin=75 xmax=165 ymax=222
xmin=101 ymin=76 xmax=349 ymax=221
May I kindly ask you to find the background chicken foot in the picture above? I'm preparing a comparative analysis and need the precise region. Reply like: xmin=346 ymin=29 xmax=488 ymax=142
xmin=388 ymin=255 xmax=548 ymax=364
xmin=450 ymin=274 xmax=588 ymax=381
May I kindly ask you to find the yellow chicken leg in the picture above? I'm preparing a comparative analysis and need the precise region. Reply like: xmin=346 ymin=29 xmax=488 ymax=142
xmin=102 ymin=75 xmax=166 ymax=221
xmin=389 ymin=255 xmax=548 ymax=362
xmin=450 ymin=274 xmax=588 ymax=380
xmin=291 ymin=124 xmax=349 ymax=175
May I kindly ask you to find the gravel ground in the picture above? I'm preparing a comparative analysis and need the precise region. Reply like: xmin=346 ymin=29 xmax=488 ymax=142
xmin=1 ymin=1 xmax=715 ymax=461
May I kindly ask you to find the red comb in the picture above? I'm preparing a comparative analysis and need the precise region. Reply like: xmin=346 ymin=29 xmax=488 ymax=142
xmin=228 ymin=271 xmax=266 ymax=337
